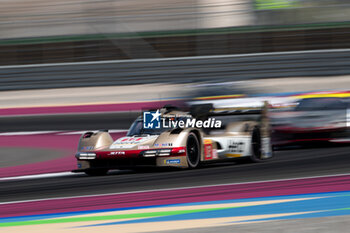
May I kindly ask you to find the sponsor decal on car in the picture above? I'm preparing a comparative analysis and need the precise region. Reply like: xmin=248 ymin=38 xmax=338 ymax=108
xmin=212 ymin=149 xmax=218 ymax=159
xmin=154 ymin=143 xmax=173 ymax=147
xmin=117 ymin=137 xmax=143 ymax=143
xmin=226 ymin=153 xmax=242 ymax=158
xmin=165 ymin=159 xmax=181 ymax=164
xmin=228 ymin=140 xmax=245 ymax=153
xmin=162 ymin=143 xmax=173 ymax=147
xmin=204 ymin=144 xmax=213 ymax=160
xmin=77 ymin=161 xmax=90 ymax=169
xmin=261 ymin=137 xmax=272 ymax=159
xmin=138 ymin=145 xmax=150 ymax=149
xmin=108 ymin=151 xmax=126 ymax=155
xmin=80 ymin=146 xmax=94 ymax=151
xmin=110 ymin=136 xmax=157 ymax=149
xmin=204 ymin=139 xmax=213 ymax=160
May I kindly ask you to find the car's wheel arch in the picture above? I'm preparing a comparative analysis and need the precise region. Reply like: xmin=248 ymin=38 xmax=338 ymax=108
xmin=78 ymin=131 xmax=113 ymax=152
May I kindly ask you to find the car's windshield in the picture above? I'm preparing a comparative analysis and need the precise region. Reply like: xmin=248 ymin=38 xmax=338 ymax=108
xmin=126 ymin=119 xmax=167 ymax=136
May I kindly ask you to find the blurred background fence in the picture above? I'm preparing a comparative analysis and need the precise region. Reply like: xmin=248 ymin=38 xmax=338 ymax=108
xmin=0 ymin=0 xmax=350 ymax=65
xmin=1 ymin=49 xmax=350 ymax=91
xmin=2 ymin=0 xmax=350 ymax=39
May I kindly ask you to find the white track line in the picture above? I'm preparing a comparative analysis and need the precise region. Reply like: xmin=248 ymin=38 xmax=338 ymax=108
xmin=58 ymin=129 xmax=128 ymax=135
xmin=0 ymin=172 xmax=75 ymax=182
xmin=0 ymin=129 xmax=127 ymax=136
xmin=2 ymin=172 xmax=350 ymax=205
xmin=0 ymin=131 xmax=60 ymax=136
xmin=1 ymin=48 xmax=350 ymax=69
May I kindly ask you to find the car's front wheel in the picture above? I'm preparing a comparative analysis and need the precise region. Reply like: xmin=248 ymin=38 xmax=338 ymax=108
xmin=186 ymin=133 xmax=200 ymax=168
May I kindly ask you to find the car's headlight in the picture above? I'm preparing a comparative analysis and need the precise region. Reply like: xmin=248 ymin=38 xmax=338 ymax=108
xmin=76 ymin=152 xmax=96 ymax=160
xmin=142 ymin=148 xmax=183 ymax=157
xmin=158 ymin=149 xmax=171 ymax=156
xmin=143 ymin=150 xmax=157 ymax=157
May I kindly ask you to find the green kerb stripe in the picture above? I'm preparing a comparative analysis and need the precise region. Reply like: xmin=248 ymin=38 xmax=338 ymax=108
xmin=0 ymin=206 xmax=243 ymax=227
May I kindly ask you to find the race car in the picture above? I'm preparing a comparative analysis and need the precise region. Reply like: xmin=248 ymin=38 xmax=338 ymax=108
xmin=73 ymin=103 xmax=273 ymax=176
xmin=271 ymin=97 xmax=350 ymax=146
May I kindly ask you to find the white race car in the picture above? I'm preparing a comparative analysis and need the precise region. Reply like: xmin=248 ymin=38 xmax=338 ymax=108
xmin=73 ymin=103 xmax=273 ymax=175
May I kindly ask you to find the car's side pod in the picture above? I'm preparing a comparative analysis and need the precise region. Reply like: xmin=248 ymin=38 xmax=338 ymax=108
xmin=78 ymin=130 xmax=113 ymax=152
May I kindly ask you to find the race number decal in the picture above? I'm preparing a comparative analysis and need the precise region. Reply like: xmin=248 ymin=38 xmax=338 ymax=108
xmin=204 ymin=144 xmax=213 ymax=160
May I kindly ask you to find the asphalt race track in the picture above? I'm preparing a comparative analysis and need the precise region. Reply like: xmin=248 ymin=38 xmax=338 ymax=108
xmin=1 ymin=145 xmax=350 ymax=203
xmin=1 ymin=113 xmax=350 ymax=232
xmin=1 ymin=113 xmax=350 ymax=202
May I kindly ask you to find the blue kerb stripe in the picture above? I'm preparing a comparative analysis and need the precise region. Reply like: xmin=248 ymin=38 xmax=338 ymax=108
xmin=84 ymin=192 xmax=350 ymax=227
xmin=3 ymin=190 xmax=350 ymax=224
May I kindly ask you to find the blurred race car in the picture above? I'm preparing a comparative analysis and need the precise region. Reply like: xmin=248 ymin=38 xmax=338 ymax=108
xmin=73 ymin=104 xmax=273 ymax=176
xmin=187 ymin=82 xmax=296 ymax=111
xmin=271 ymin=97 xmax=350 ymax=146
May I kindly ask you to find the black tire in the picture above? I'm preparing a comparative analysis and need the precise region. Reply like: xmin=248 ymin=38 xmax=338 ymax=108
xmin=84 ymin=169 xmax=109 ymax=176
xmin=186 ymin=133 xmax=200 ymax=168
xmin=249 ymin=127 xmax=270 ymax=163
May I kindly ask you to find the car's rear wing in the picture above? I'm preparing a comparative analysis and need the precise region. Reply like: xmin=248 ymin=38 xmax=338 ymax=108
xmin=190 ymin=101 xmax=269 ymax=118
xmin=190 ymin=101 xmax=270 ymax=136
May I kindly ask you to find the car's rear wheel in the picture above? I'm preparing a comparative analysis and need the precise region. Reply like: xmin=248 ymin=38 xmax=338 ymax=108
xmin=84 ymin=169 xmax=109 ymax=176
xmin=250 ymin=127 xmax=273 ymax=162
xmin=186 ymin=133 xmax=200 ymax=168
